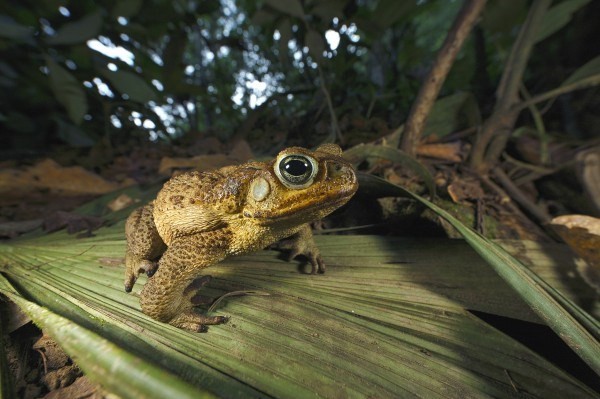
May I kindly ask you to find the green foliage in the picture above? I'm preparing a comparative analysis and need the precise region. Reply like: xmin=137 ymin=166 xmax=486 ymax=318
xmin=46 ymin=56 xmax=88 ymax=124
xmin=0 ymin=187 xmax=598 ymax=396
xmin=0 ymin=0 xmax=597 ymax=154
xmin=102 ymin=70 xmax=158 ymax=103
xmin=45 ymin=10 xmax=103 ymax=46
xmin=535 ymin=0 xmax=591 ymax=43
xmin=562 ymin=55 xmax=600 ymax=86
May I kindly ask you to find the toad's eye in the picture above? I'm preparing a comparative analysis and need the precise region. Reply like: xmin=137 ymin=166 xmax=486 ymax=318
xmin=275 ymin=154 xmax=318 ymax=189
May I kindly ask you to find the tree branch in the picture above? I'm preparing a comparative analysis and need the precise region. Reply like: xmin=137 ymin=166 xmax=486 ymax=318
xmin=400 ymin=0 xmax=487 ymax=157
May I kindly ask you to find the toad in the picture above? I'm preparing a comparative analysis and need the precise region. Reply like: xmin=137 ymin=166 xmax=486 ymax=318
xmin=124 ymin=144 xmax=358 ymax=331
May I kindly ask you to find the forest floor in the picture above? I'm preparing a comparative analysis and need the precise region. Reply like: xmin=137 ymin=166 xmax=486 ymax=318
xmin=1 ymin=128 xmax=599 ymax=398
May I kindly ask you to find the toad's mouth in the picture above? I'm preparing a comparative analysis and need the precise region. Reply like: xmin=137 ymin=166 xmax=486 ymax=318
xmin=248 ymin=191 xmax=355 ymax=224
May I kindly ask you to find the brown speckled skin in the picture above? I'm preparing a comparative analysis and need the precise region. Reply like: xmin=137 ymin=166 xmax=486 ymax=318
xmin=124 ymin=144 xmax=357 ymax=331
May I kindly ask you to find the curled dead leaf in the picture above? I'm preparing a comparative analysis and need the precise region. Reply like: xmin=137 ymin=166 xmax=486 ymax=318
xmin=106 ymin=193 xmax=137 ymax=212
xmin=550 ymin=214 xmax=600 ymax=292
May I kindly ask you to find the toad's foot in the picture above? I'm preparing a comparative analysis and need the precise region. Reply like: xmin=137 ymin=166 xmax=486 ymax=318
xmin=169 ymin=310 xmax=228 ymax=333
xmin=169 ymin=276 xmax=227 ymax=332
xmin=277 ymin=224 xmax=325 ymax=274
xmin=124 ymin=252 xmax=159 ymax=292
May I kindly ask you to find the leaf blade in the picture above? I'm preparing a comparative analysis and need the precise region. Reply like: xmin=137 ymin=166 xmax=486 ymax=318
xmin=0 ymin=15 xmax=34 ymax=40
xmin=264 ymin=0 xmax=305 ymax=18
xmin=366 ymin=175 xmax=600 ymax=374
xmin=0 ymin=275 xmax=216 ymax=399
xmin=535 ymin=0 xmax=591 ymax=43
xmin=45 ymin=11 xmax=104 ymax=45
xmin=46 ymin=57 xmax=88 ymax=124
xmin=1 ymin=224 xmax=597 ymax=397
xmin=561 ymin=55 xmax=600 ymax=86
xmin=102 ymin=69 xmax=158 ymax=103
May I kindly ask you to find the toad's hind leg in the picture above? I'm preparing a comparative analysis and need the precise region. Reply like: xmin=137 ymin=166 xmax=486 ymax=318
xmin=139 ymin=232 xmax=229 ymax=332
xmin=124 ymin=202 xmax=166 ymax=292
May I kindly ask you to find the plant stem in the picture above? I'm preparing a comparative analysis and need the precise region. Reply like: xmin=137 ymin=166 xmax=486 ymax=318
xmin=514 ymin=74 xmax=600 ymax=111
xmin=400 ymin=0 xmax=487 ymax=157
xmin=318 ymin=66 xmax=343 ymax=144
xmin=469 ymin=0 xmax=551 ymax=174
xmin=520 ymin=84 xmax=549 ymax=165
xmin=493 ymin=167 xmax=551 ymax=224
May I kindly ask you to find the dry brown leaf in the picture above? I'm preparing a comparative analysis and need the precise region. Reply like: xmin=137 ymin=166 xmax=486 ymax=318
xmin=106 ymin=193 xmax=137 ymax=212
xmin=42 ymin=365 xmax=82 ymax=392
xmin=0 ymin=159 xmax=130 ymax=197
xmin=416 ymin=142 xmax=465 ymax=162
xmin=550 ymin=214 xmax=600 ymax=292
xmin=42 ymin=377 xmax=105 ymax=399
xmin=33 ymin=335 xmax=70 ymax=370
xmin=447 ymin=176 xmax=485 ymax=203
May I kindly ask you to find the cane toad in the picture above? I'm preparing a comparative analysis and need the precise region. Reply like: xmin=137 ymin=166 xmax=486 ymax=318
xmin=124 ymin=144 xmax=358 ymax=331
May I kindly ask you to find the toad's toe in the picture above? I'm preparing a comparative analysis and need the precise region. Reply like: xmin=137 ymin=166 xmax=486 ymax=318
xmin=168 ymin=311 xmax=228 ymax=332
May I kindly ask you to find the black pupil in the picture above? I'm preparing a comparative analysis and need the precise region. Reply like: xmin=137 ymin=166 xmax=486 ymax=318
xmin=284 ymin=158 xmax=309 ymax=176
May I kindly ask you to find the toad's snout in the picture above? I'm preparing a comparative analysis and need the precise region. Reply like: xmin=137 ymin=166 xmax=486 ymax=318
xmin=327 ymin=160 xmax=355 ymax=177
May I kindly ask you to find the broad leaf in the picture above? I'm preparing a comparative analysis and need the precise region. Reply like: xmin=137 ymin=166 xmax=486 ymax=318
xmin=358 ymin=174 xmax=600 ymax=374
xmin=264 ymin=0 xmax=304 ymax=19
xmin=535 ymin=0 xmax=591 ymax=43
xmin=46 ymin=57 xmax=88 ymax=125
xmin=423 ymin=92 xmax=481 ymax=138
xmin=0 ymin=15 xmax=33 ymax=41
xmin=372 ymin=0 xmax=417 ymax=30
xmin=45 ymin=11 xmax=103 ymax=45
xmin=54 ymin=117 xmax=95 ymax=147
xmin=113 ymin=0 xmax=144 ymax=18
xmin=0 ymin=276 xmax=216 ymax=399
xmin=102 ymin=69 xmax=158 ymax=103
xmin=0 ymin=182 xmax=598 ymax=397
xmin=561 ymin=55 xmax=600 ymax=86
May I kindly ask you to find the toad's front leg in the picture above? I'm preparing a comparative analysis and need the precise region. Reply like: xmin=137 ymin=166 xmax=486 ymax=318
xmin=276 ymin=224 xmax=325 ymax=274
xmin=139 ymin=233 xmax=229 ymax=332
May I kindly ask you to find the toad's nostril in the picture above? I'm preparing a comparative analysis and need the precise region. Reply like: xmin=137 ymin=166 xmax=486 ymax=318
xmin=326 ymin=162 xmax=347 ymax=179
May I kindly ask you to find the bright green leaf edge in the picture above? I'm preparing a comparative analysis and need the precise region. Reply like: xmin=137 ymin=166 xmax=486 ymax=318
xmin=344 ymin=144 xmax=436 ymax=196
xmin=1 ymin=230 xmax=597 ymax=398
xmin=362 ymin=174 xmax=600 ymax=374
xmin=0 ymin=178 xmax=599 ymax=397
xmin=0 ymin=275 xmax=216 ymax=399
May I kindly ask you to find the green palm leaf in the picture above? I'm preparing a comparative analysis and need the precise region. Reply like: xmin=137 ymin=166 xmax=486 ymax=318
xmin=0 ymin=179 xmax=598 ymax=398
